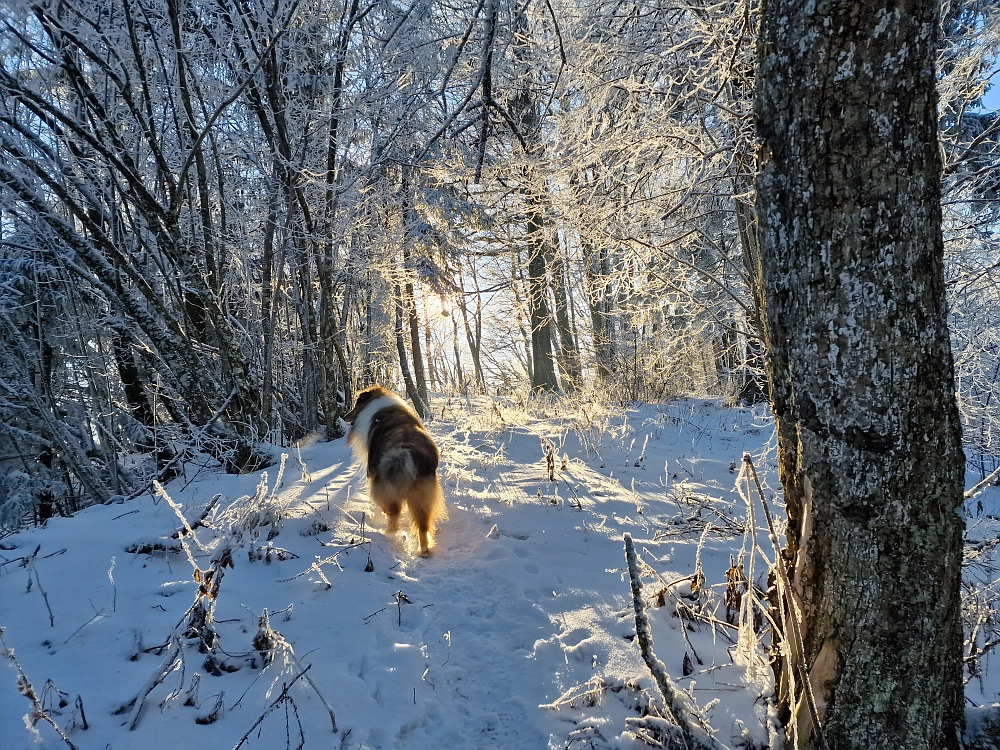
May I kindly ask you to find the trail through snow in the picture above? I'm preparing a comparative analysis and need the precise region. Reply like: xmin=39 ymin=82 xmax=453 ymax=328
xmin=1 ymin=398 xmax=780 ymax=749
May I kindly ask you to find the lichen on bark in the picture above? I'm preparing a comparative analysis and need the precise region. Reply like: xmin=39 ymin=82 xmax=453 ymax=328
xmin=754 ymin=1 xmax=965 ymax=748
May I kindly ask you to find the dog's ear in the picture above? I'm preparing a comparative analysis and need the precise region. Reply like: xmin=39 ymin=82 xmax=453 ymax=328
xmin=343 ymin=385 xmax=387 ymax=424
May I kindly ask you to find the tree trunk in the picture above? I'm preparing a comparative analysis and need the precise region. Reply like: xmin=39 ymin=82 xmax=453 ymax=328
xmin=314 ymin=0 xmax=359 ymax=441
xmin=526 ymin=206 xmax=560 ymax=392
xmin=755 ymin=2 xmax=964 ymax=748
xmin=394 ymin=282 xmax=426 ymax=418
xmin=400 ymin=175 xmax=430 ymax=409
xmin=458 ymin=261 xmax=487 ymax=392
xmin=583 ymin=241 xmax=614 ymax=381
xmin=451 ymin=312 xmax=466 ymax=393
xmin=733 ymin=190 xmax=768 ymax=404
xmin=423 ymin=311 xmax=437 ymax=391
xmin=547 ymin=239 xmax=581 ymax=389
xmin=509 ymin=3 xmax=558 ymax=394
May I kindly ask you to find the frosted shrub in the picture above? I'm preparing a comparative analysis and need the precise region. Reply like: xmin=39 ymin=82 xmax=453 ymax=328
xmin=209 ymin=455 xmax=290 ymax=547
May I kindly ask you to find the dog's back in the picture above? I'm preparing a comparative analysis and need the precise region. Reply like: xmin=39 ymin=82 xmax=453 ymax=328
xmin=344 ymin=386 xmax=445 ymax=555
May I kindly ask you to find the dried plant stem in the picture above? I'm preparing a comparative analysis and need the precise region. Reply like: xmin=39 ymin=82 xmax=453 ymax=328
xmin=232 ymin=666 xmax=313 ymax=750
xmin=169 ymin=494 xmax=222 ymax=538
xmin=1 ymin=628 xmax=80 ymax=750
xmin=115 ymin=633 xmax=183 ymax=730
xmin=26 ymin=553 xmax=55 ymax=627
xmin=623 ymin=533 xmax=730 ymax=750
xmin=252 ymin=610 xmax=337 ymax=733
xmin=741 ymin=453 xmax=829 ymax=750
xmin=154 ymin=481 xmax=204 ymax=570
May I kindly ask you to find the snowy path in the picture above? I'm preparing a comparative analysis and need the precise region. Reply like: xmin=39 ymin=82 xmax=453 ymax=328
xmin=0 ymin=399 xmax=777 ymax=750
xmin=322 ymin=456 xmax=651 ymax=749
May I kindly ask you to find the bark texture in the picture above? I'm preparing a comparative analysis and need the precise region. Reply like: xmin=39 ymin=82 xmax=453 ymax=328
xmin=755 ymin=2 xmax=965 ymax=748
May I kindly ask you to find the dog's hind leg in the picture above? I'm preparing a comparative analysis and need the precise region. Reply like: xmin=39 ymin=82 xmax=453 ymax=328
xmin=370 ymin=480 xmax=403 ymax=536
xmin=409 ymin=501 xmax=432 ymax=557
xmin=385 ymin=502 xmax=401 ymax=535
xmin=408 ymin=476 xmax=444 ymax=557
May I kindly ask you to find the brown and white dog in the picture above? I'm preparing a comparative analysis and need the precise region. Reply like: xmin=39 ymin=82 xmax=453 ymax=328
xmin=343 ymin=386 xmax=445 ymax=556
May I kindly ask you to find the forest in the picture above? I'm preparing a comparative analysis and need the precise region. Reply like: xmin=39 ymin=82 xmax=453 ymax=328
xmin=1 ymin=0 xmax=999 ymax=747
xmin=0 ymin=0 xmax=996 ymax=517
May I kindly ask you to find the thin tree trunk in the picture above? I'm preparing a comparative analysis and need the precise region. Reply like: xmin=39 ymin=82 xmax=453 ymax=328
xmin=400 ymin=176 xmax=430 ymax=408
xmin=451 ymin=312 xmax=466 ymax=394
xmin=511 ymin=246 xmax=534 ymax=386
xmin=583 ymin=241 xmax=614 ymax=381
xmin=424 ymin=310 xmax=437 ymax=391
xmin=733 ymin=189 xmax=768 ymax=403
xmin=292 ymin=246 xmax=320 ymax=435
xmin=547 ymin=239 xmax=581 ymax=388
xmin=404 ymin=273 xmax=429 ymax=407
xmin=394 ymin=282 xmax=426 ymax=418
xmin=526 ymin=205 xmax=559 ymax=392
xmin=313 ymin=0 xmax=360 ymax=441
xmin=458 ymin=259 xmax=487 ymax=391
xmin=260 ymin=182 xmax=281 ymax=437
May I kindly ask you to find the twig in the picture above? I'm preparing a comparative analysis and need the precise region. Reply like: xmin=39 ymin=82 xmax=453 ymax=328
xmin=153 ymin=482 xmax=204 ymax=570
xmin=170 ymin=494 xmax=222 ymax=538
xmin=395 ymin=590 xmax=412 ymax=626
xmin=249 ymin=610 xmax=337 ymax=733
xmin=63 ymin=610 xmax=108 ymax=643
xmin=0 ymin=628 xmax=79 ymax=750
xmin=108 ymin=556 xmax=117 ymax=612
xmin=278 ymin=541 xmax=370 ymax=586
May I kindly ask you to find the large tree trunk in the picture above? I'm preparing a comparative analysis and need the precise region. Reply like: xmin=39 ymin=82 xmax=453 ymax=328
xmin=755 ymin=2 xmax=964 ymax=749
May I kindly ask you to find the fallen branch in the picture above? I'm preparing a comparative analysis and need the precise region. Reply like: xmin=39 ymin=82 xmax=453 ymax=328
xmin=965 ymin=464 xmax=1000 ymax=501
xmin=623 ymin=533 xmax=730 ymax=750
xmin=22 ymin=546 xmax=57 ymax=627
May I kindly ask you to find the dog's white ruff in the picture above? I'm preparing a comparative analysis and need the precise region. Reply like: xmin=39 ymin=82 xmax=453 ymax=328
xmin=347 ymin=393 xmax=411 ymax=464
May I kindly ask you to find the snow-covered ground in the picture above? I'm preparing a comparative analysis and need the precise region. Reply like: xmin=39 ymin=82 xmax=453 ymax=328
xmin=0 ymin=396 xmax=892 ymax=748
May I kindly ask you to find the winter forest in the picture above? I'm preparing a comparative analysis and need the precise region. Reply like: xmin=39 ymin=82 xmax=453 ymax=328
xmin=1 ymin=0 xmax=999 ymax=748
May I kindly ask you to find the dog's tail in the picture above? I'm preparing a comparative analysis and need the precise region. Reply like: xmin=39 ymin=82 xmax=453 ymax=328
xmin=377 ymin=448 xmax=418 ymax=489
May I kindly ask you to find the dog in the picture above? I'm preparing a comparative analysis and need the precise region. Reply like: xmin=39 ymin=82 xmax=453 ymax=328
xmin=343 ymin=386 xmax=445 ymax=556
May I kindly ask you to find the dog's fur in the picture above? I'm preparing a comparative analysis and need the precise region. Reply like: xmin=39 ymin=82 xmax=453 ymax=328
xmin=343 ymin=386 xmax=445 ymax=556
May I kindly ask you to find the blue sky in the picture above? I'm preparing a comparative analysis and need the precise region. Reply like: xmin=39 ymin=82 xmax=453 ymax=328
xmin=982 ymin=80 xmax=999 ymax=111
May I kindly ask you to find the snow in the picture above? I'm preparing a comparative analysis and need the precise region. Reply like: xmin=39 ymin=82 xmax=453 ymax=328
xmin=0 ymin=397 xmax=782 ymax=749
